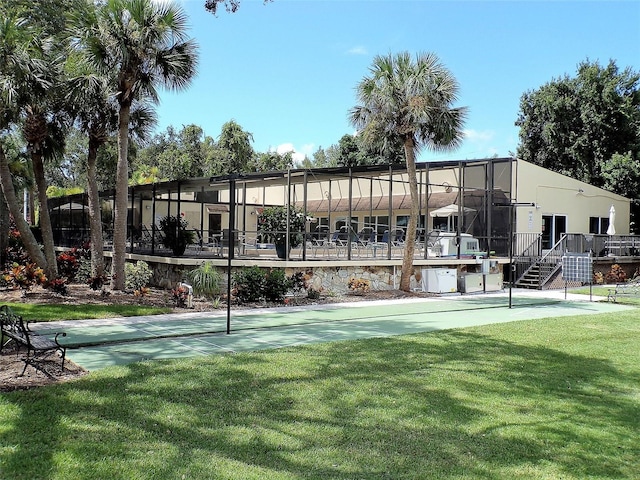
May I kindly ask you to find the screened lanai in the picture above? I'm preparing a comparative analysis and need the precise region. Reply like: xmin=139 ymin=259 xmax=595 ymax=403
xmin=49 ymin=157 xmax=514 ymax=261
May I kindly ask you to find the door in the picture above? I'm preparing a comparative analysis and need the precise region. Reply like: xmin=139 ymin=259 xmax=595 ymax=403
xmin=542 ymin=214 xmax=567 ymax=249
xmin=208 ymin=213 xmax=222 ymax=243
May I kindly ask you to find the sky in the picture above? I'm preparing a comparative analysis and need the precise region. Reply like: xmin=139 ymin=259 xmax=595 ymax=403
xmin=155 ymin=0 xmax=640 ymax=164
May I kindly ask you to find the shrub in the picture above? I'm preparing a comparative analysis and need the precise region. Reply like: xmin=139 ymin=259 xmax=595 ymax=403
xmin=3 ymin=222 xmax=29 ymax=267
xmin=264 ymin=268 xmax=292 ymax=303
xmin=124 ymin=261 xmax=153 ymax=293
xmin=159 ymin=215 xmax=195 ymax=256
xmin=87 ymin=274 xmax=109 ymax=291
xmin=348 ymin=277 xmax=371 ymax=294
xmin=3 ymin=263 xmax=47 ymax=291
xmin=172 ymin=285 xmax=190 ymax=308
xmin=232 ymin=266 xmax=266 ymax=303
xmin=257 ymin=205 xmax=309 ymax=247
xmin=605 ymin=264 xmax=627 ymax=283
xmin=289 ymin=272 xmax=308 ymax=295
xmin=46 ymin=278 xmax=69 ymax=296
xmin=186 ymin=262 xmax=222 ymax=299
xmin=57 ymin=250 xmax=80 ymax=281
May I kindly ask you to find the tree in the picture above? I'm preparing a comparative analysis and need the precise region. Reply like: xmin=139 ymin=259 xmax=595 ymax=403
xmin=204 ymin=0 xmax=272 ymax=15
xmin=139 ymin=124 xmax=211 ymax=180
xmin=336 ymin=134 xmax=365 ymax=167
xmin=350 ymin=52 xmax=467 ymax=291
xmin=516 ymin=59 xmax=640 ymax=187
xmin=82 ymin=0 xmax=198 ymax=290
xmin=0 ymin=11 xmax=49 ymax=274
xmin=254 ymin=150 xmax=293 ymax=172
xmin=213 ymin=120 xmax=255 ymax=175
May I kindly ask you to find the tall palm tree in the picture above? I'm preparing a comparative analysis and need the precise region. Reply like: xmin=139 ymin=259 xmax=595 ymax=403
xmin=350 ymin=52 xmax=467 ymax=291
xmin=65 ymin=66 xmax=116 ymax=281
xmin=81 ymin=0 xmax=198 ymax=290
xmin=66 ymin=58 xmax=157 ymax=281
xmin=0 ymin=13 xmax=49 ymax=273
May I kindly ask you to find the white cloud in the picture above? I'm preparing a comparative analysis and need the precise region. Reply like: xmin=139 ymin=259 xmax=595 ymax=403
xmin=463 ymin=129 xmax=495 ymax=142
xmin=274 ymin=143 xmax=314 ymax=164
xmin=347 ymin=46 xmax=368 ymax=55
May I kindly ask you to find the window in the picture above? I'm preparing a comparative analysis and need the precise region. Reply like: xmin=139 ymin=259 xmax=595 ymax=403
xmin=589 ymin=217 xmax=609 ymax=234
xmin=365 ymin=215 xmax=389 ymax=241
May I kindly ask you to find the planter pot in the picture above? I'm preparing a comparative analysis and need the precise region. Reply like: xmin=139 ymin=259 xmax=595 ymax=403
xmin=275 ymin=243 xmax=290 ymax=259
xmin=171 ymin=239 xmax=187 ymax=256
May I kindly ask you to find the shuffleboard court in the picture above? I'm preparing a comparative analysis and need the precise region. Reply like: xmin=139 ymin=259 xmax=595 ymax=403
xmin=36 ymin=293 xmax=632 ymax=371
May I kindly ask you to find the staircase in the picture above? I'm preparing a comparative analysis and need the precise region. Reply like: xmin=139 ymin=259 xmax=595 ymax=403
xmin=515 ymin=260 xmax=562 ymax=289
xmin=514 ymin=234 xmax=566 ymax=290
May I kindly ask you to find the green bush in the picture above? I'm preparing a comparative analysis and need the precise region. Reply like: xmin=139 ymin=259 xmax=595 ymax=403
xmin=124 ymin=261 xmax=153 ymax=292
xmin=232 ymin=267 xmax=294 ymax=304
xmin=232 ymin=266 xmax=266 ymax=303
xmin=186 ymin=261 xmax=222 ymax=299
xmin=264 ymin=268 xmax=292 ymax=303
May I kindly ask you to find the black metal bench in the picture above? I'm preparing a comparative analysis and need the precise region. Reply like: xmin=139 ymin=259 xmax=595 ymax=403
xmin=607 ymin=278 xmax=640 ymax=303
xmin=0 ymin=305 xmax=67 ymax=375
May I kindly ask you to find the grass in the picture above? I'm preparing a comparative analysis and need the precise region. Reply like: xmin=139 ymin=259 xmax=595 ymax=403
xmin=571 ymin=286 xmax=640 ymax=305
xmin=1 ymin=309 xmax=639 ymax=479
xmin=0 ymin=303 xmax=172 ymax=322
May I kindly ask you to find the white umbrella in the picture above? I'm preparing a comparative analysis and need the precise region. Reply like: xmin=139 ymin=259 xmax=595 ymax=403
xmin=429 ymin=204 xmax=475 ymax=217
xmin=606 ymin=205 xmax=616 ymax=235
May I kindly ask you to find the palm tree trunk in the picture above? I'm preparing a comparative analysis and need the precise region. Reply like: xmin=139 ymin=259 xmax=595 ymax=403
xmin=87 ymin=137 xmax=105 ymax=279
xmin=30 ymin=150 xmax=58 ymax=280
xmin=111 ymin=102 xmax=131 ymax=290
xmin=0 ymin=191 xmax=8 ymax=267
xmin=400 ymin=137 xmax=419 ymax=292
xmin=0 ymin=145 xmax=48 ymax=270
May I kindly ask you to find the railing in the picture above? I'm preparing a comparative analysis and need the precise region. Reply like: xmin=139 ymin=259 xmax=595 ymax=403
xmin=512 ymin=233 xmax=543 ymax=285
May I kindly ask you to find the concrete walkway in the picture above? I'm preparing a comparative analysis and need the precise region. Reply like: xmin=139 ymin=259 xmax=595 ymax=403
xmin=32 ymin=289 xmax=633 ymax=371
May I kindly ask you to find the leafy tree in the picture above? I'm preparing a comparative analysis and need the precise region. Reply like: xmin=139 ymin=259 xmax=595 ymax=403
xmin=254 ymin=150 xmax=294 ymax=172
xmin=601 ymin=152 xmax=640 ymax=231
xmin=336 ymin=134 xmax=365 ymax=167
xmin=212 ymin=119 xmax=255 ymax=175
xmin=516 ymin=59 xmax=640 ymax=188
xmin=136 ymin=124 xmax=215 ymax=180
xmin=350 ymin=51 xmax=467 ymax=291
xmin=81 ymin=0 xmax=198 ymax=290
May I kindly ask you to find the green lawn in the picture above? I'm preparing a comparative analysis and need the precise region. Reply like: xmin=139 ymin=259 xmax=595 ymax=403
xmin=1 ymin=303 xmax=172 ymax=322
xmin=572 ymin=286 xmax=640 ymax=305
xmin=1 ymin=310 xmax=638 ymax=479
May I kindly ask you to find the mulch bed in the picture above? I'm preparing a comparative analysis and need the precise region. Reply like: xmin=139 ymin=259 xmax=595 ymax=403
xmin=1 ymin=284 xmax=428 ymax=392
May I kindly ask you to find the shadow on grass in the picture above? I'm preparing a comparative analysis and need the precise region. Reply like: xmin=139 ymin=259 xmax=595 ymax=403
xmin=1 ymin=314 xmax=639 ymax=479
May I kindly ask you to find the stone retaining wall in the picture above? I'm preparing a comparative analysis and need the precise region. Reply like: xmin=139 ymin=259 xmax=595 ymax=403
xmin=119 ymin=259 xmax=462 ymax=293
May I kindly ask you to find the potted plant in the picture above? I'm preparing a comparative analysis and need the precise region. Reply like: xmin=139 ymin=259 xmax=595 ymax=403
xmin=257 ymin=205 xmax=309 ymax=259
xmin=159 ymin=214 xmax=195 ymax=256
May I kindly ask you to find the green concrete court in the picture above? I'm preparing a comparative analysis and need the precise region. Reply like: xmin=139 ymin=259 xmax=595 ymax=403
xmin=33 ymin=294 xmax=634 ymax=371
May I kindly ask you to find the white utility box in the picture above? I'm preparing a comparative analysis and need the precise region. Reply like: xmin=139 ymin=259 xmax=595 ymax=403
xmin=422 ymin=268 xmax=457 ymax=293
xmin=484 ymin=273 xmax=503 ymax=292
xmin=458 ymin=273 xmax=484 ymax=293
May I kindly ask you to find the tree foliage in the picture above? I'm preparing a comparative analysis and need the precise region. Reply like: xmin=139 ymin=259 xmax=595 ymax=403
xmin=516 ymin=59 xmax=640 ymax=188
xmin=350 ymin=51 xmax=466 ymax=291
xmin=204 ymin=0 xmax=272 ymax=15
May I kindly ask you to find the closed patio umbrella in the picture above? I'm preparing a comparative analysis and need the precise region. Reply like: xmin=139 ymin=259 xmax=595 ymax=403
xmin=606 ymin=205 xmax=616 ymax=235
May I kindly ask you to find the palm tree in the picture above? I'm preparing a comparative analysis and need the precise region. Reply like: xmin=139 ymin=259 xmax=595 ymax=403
xmin=81 ymin=0 xmax=198 ymax=290
xmin=0 ymin=13 xmax=49 ymax=273
xmin=350 ymin=52 xmax=467 ymax=291
xmin=66 ymin=61 xmax=157 ymax=281
xmin=65 ymin=64 xmax=115 ymax=281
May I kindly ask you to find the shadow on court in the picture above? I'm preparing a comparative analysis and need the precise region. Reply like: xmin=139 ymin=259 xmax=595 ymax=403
xmin=34 ymin=294 xmax=633 ymax=371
